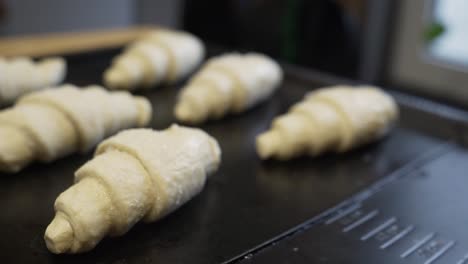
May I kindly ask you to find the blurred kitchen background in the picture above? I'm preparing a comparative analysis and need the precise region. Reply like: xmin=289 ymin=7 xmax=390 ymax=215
xmin=0 ymin=0 xmax=467 ymax=107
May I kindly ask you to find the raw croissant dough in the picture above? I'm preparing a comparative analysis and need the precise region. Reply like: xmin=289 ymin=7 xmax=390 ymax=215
xmin=175 ymin=53 xmax=283 ymax=124
xmin=0 ymin=84 xmax=151 ymax=173
xmin=0 ymin=56 xmax=66 ymax=104
xmin=256 ymin=85 xmax=398 ymax=160
xmin=104 ymin=29 xmax=204 ymax=90
xmin=44 ymin=125 xmax=221 ymax=254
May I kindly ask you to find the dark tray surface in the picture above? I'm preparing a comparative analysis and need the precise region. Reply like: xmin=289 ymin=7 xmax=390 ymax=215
xmin=0 ymin=50 xmax=448 ymax=263
xmin=242 ymin=148 xmax=468 ymax=264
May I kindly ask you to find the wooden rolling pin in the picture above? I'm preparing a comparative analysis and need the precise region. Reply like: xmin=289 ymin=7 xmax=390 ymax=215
xmin=0 ymin=26 xmax=158 ymax=57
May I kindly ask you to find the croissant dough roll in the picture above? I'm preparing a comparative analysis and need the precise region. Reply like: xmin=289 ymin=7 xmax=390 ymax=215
xmin=175 ymin=53 xmax=283 ymax=124
xmin=256 ymin=85 xmax=398 ymax=160
xmin=144 ymin=30 xmax=205 ymax=83
xmin=0 ymin=85 xmax=151 ymax=173
xmin=104 ymin=29 xmax=204 ymax=90
xmin=45 ymin=125 xmax=221 ymax=254
xmin=0 ymin=56 xmax=66 ymax=105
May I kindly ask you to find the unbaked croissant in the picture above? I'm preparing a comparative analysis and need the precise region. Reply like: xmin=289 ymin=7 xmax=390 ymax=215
xmin=0 ymin=84 xmax=151 ymax=173
xmin=174 ymin=53 xmax=283 ymax=124
xmin=104 ymin=29 xmax=204 ymax=91
xmin=0 ymin=56 xmax=66 ymax=105
xmin=44 ymin=125 xmax=221 ymax=254
xmin=256 ymin=85 xmax=398 ymax=160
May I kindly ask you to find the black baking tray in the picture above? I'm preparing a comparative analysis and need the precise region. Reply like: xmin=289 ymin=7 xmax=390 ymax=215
xmin=0 ymin=48 xmax=465 ymax=264
xmin=238 ymin=147 xmax=468 ymax=264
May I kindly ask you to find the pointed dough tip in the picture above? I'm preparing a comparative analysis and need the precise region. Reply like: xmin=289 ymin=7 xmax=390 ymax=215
xmin=44 ymin=214 xmax=74 ymax=254
xmin=0 ymin=126 xmax=36 ymax=173
xmin=174 ymin=101 xmax=204 ymax=124
xmin=206 ymin=137 xmax=222 ymax=175
xmin=135 ymin=97 xmax=152 ymax=126
xmin=104 ymin=69 xmax=128 ymax=90
xmin=256 ymin=130 xmax=281 ymax=160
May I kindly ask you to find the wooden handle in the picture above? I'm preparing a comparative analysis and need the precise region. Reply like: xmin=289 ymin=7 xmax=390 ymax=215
xmin=0 ymin=26 xmax=159 ymax=57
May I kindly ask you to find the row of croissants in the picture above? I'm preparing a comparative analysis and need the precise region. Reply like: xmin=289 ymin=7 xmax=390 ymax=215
xmin=0 ymin=29 xmax=399 ymax=254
